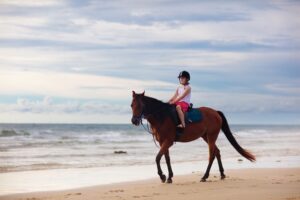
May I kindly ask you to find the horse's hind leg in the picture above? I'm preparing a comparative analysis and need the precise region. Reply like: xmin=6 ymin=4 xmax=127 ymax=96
xmin=215 ymin=146 xmax=226 ymax=179
xmin=201 ymin=143 xmax=216 ymax=182
xmin=165 ymin=150 xmax=173 ymax=183
xmin=202 ymin=137 xmax=225 ymax=180
xmin=201 ymin=127 xmax=223 ymax=182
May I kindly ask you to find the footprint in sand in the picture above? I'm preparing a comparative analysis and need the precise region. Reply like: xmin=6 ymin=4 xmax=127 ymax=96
xmin=109 ymin=189 xmax=124 ymax=193
xmin=132 ymin=195 xmax=149 ymax=198
xmin=65 ymin=192 xmax=82 ymax=196
xmin=285 ymin=197 xmax=300 ymax=200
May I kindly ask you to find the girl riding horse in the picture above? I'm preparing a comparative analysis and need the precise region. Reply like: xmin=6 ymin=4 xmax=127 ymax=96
xmin=131 ymin=91 xmax=255 ymax=183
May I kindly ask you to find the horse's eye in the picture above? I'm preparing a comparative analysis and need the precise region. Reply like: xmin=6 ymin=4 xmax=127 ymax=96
xmin=130 ymin=104 xmax=133 ymax=107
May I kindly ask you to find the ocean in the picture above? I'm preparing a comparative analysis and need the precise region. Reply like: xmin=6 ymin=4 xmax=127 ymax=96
xmin=0 ymin=123 xmax=300 ymax=195
xmin=1 ymin=123 xmax=300 ymax=173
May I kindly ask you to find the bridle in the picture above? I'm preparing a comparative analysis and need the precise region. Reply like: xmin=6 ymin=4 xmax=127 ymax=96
xmin=131 ymin=102 xmax=145 ymax=126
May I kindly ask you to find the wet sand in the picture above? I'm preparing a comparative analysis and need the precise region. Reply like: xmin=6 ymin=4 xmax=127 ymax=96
xmin=1 ymin=168 xmax=300 ymax=200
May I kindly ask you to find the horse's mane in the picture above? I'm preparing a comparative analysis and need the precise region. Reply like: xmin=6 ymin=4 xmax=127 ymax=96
xmin=142 ymin=95 xmax=175 ymax=124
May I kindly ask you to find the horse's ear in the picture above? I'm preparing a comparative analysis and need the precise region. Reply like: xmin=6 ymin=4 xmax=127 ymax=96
xmin=132 ymin=90 xmax=136 ymax=97
xmin=142 ymin=90 xmax=145 ymax=96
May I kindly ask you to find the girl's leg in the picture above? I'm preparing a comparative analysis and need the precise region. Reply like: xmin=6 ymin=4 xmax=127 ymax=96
xmin=176 ymin=105 xmax=185 ymax=128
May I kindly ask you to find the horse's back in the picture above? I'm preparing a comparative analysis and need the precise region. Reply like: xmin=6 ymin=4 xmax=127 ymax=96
xmin=198 ymin=106 xmax=222 ymax=128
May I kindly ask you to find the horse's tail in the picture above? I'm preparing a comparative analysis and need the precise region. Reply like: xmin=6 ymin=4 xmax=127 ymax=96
xmin=217 ymin=111 xmax=256 ymax=162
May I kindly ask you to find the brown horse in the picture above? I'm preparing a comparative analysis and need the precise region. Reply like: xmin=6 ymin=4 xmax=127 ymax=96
xmin=131 ymin=91 xmax=255 ymax=183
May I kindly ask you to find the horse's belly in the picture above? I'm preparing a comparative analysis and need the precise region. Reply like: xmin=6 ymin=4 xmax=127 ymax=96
xmin=178 ymin=123 xmax=206 ymax=142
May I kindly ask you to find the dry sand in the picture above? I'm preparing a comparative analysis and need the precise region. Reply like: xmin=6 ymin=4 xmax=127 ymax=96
xmin=1 ymin=168 xmax=300 ymax=200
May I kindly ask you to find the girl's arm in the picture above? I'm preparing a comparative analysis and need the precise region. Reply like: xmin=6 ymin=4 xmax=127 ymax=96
xmin=173 ymin=86 xmax=191 ymax=103
xmin=168 ymin=88 xmax=178 ymax=103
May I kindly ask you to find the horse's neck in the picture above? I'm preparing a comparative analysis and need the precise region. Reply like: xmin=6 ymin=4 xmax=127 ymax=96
xmin=144 ymin=97 xmax=165 ymax=125
xmin=144 ymin=97 xmax=164 ymax=112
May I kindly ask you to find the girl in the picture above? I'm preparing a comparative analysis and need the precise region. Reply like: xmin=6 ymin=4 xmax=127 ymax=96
xmin=168 ymin=71 xmax=191 ymax=128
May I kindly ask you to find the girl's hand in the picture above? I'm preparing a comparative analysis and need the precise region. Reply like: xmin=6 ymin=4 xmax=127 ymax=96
xmin=169 ymin=100 xmax=175 ymax=104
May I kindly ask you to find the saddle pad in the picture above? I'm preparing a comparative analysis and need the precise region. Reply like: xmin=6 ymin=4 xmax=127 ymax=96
xmin=185 ymin=108 xmax=203 ymax=123
xmin=174 ymin=108 xmax=203 ymax=141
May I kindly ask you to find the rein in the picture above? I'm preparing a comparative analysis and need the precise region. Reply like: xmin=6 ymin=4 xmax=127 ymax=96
xmin=141 ymin=119 xmax=159 ymax=148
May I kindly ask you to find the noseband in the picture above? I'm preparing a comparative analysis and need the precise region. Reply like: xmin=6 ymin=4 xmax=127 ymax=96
xmin=132 ymin=110 xmax=145 ymax=124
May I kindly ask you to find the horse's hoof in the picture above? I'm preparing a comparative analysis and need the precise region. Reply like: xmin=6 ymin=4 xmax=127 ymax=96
xmin=161 ymin=175 xmax=166 ymax=183
xmin=200 ymin=178 xmax=206 ymax=182
xmin=221 ymin=174 xmax=226 ymax=180
xmin=166 ymin=179 xmax=173 ymax=184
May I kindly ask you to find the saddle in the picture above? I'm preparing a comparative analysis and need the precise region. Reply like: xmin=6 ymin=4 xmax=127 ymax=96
xmin=170 ymin=103 xmax=203 ymax=141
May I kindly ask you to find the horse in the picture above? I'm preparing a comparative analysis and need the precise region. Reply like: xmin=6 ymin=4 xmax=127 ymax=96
xmin=131 ymin=91 xmax=255 ymax=183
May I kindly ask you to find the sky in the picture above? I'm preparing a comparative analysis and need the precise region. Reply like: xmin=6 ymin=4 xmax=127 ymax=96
xmin=0 ymin=0 xmax=299 ymax=124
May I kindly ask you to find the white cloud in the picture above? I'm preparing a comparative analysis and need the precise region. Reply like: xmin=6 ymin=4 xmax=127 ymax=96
xmin=141 ymin=51 xmax=248 ymax=69
xmin=191 ymin=91 xmax=300 ymax=113
xmin=0 ymin=0 xmax=65 ymax=7
xmin=0 ymin=16 xmax=49 ymax=27
xmin=130 ymin=10 xmax=151 ymax=17
xmin=1 ymin=1 xmax=298 ymax=47
xmin=0 ymin=95 xmax=132 ymax=123
xmin=0 ymin=111 xmax=131 ymax=124
xmin=265 ymin=82 xmax=300 ymax=95
xmin=0 ymin=46 xmax=251 ymax=72
xmin=0 ymin=69 xmax=177 ymax=100
xmin=0 ymin=96 xmax=130 ymax=114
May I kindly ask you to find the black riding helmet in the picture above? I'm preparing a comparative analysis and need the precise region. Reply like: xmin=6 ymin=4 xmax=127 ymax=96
xmin=178 ymin=70 xmax=190 ymax=81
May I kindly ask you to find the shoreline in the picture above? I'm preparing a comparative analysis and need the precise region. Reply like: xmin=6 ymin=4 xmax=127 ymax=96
xmin=0 ymin=155 xmax=300 ymax=196
xmin=1 ymin=168 xmax=300 ymax=200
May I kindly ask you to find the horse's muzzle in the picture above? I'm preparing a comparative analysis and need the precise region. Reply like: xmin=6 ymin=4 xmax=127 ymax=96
xmin=131 ymin=116 xmax=141 ymax=126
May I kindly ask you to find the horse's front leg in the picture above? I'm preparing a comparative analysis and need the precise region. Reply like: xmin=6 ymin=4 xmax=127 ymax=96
xmin=165 ymin=150 xmax=173 ymax=183
xmin=155 ymin=141 xmax=173 ymax=183
xmin=156 ymin=152 xmax=166 ymax=183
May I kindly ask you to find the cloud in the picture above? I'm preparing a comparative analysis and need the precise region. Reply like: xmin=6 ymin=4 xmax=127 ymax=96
xmin=0 ymin=0 xmax=299 ymax=123
xmin=0 ymin=96 xmax=130 ymax=114
xmin=0 ymin=0 xmax=65 ymax=7
xmin=264 ymin=82 xmax=300 ymax=95
xmin=0 ymin=69 xmax=177 ymax=100
xmin=0 ymin=16 xmax=48 ymax=27
xmin=194 ymin=92 xmax=300 ymax=114
xmin=1 ymin=0 xmax=299 ymax=48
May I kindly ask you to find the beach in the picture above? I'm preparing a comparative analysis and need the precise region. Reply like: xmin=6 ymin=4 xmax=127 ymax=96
xmin=1 ymin=0 xmax=299 ymax=198
xmin=1 ymin=124 xmax=300 ymax=199
xmin=1 ymin=168 xmax=299 ymax=200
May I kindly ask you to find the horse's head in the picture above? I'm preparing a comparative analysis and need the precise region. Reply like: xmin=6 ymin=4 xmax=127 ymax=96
xmin=131 ymin=90 xmax=145 ymax=126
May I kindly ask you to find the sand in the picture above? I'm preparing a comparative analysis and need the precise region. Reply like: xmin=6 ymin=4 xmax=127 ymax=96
xmin=1 ymin=168 xmax=300 ymax=200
